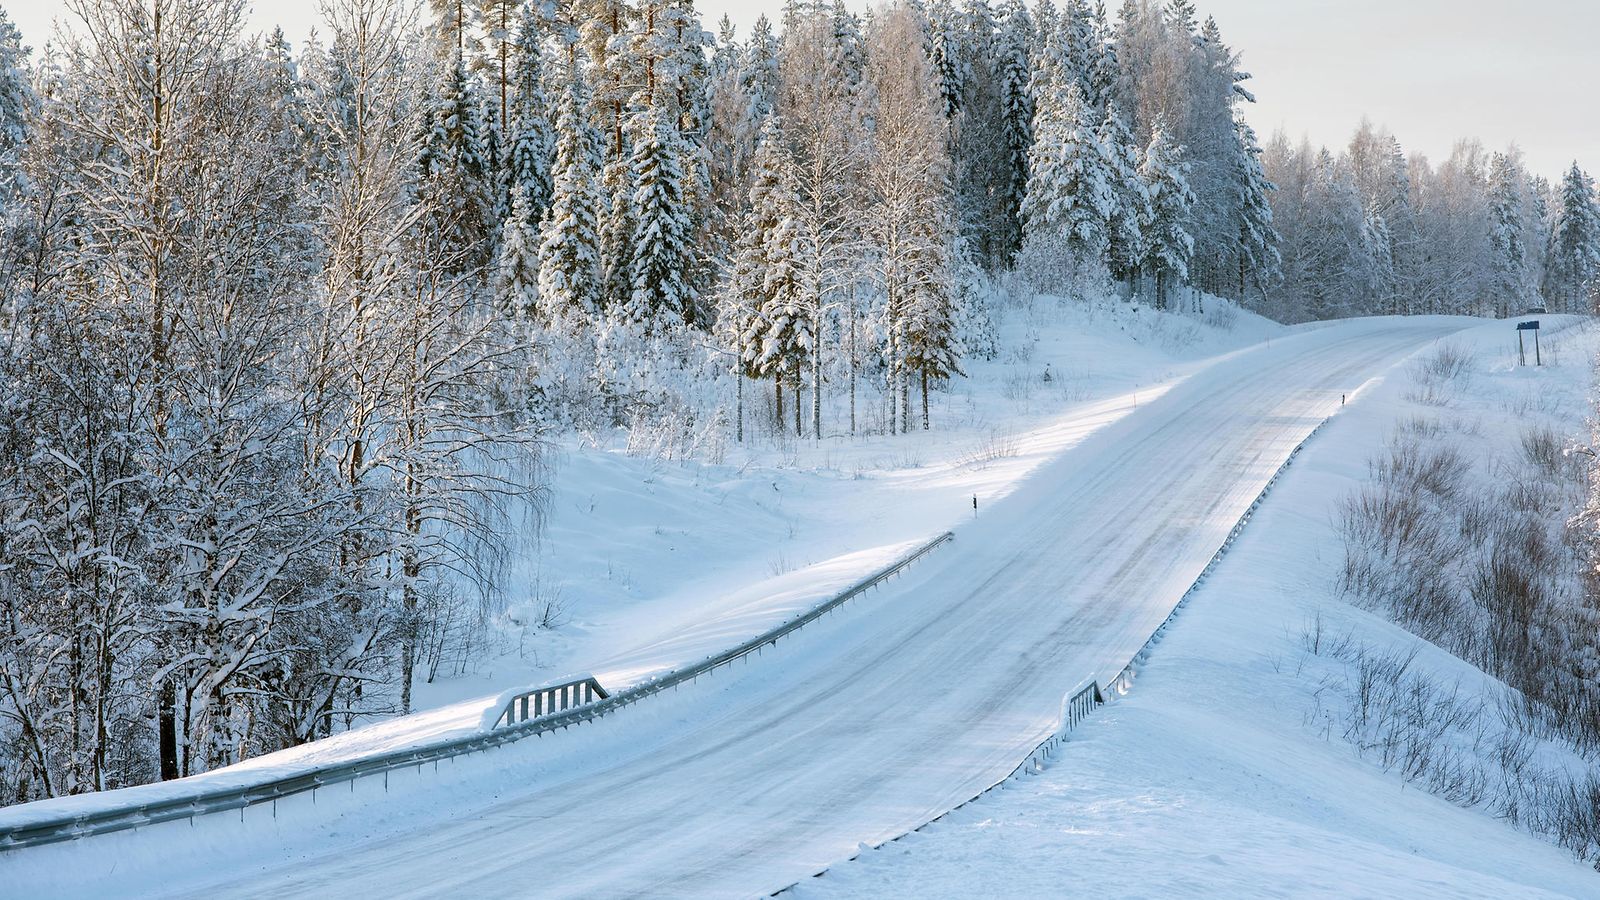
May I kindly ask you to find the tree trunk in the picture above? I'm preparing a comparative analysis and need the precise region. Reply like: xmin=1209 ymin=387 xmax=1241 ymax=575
xmin=775 ymin=380 xmax=783 ymax=433
xmin=812 ymin=308 xmax=823 ymax=441
xmin=900 ymin=371 xmax=910 ymax=434
xmin=848 ymin=302 xmax=857 ymax=436
xmin=921 ymin=370 xmax=930 ymax=431
xmin=159 ymin=679 xmax=179 ymax=781
xmin=736 ymin=371 xmax=744 ymax=443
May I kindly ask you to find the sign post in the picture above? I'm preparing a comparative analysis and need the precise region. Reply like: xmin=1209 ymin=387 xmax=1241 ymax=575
xmin=1517 ymin=320 xmax=1541 ymax=366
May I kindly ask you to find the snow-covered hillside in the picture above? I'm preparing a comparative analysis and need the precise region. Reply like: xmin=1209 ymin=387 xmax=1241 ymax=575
xmin=795 ymin=319 xmax=1600 ymax=898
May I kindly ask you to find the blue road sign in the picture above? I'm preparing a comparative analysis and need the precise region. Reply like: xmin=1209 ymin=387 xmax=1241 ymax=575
xmin=1517 ymin=321 xmax=1541 ymax=331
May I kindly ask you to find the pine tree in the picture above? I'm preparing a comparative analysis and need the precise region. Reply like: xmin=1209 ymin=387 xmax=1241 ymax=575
xmin=1487 ymin=151 xmax=1529 ymax=316
xmin=0 ymin=7 xmax=35 ymax=208
xmin=928 ymin=0 xmax=968 ymax=118
xmin=1139 ymin=120 xmax=1196 ymax=308
xmin=1542 ymin=162 xmax=1600 ymax=313
xmin=991 ymin=0 xmax=1032 ymax=264
xmin=743 ymin=15 xmax=781 ymax=119
xmin=722 ymin=118 xmax=803 ymax=428
xmin=1022 ymin=82 xmax=1115 ymax=264
xmin=1233 ymin=117 xmax=1280 ymax=301
xmin=624 ymin=105 xmax=692 ymax=328
xmin=538 ymin=72 xmax=602 ymax=321
xmin=495 ymin=191 xmax=540 ymax=318
xmin=419 ymin=50 xmax=493 ymax=271
xmin=506 ymin=4 xmax=554 ymax=231
xmin=1100 ymin=103 xmax=1149 ymax=284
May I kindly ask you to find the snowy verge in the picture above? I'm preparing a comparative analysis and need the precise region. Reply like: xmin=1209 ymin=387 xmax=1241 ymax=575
xmin=0 ymin=532 xmax=952 ymax=840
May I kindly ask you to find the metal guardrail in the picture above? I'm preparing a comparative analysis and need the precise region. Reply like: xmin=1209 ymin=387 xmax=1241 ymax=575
xmin=0 ymin=531 xmax=955 ymax=853
xmin=780 ymin=416 xmax=1335 ymax=894
xmin=495 ymin=676 xmax=609 ymax=728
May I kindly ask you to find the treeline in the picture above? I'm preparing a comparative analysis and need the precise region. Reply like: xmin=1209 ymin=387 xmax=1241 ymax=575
xmin=0 ymin=0 xmax=1591 ymax=804
xmin=1263 ymin=123 xmax=1600 ymax=322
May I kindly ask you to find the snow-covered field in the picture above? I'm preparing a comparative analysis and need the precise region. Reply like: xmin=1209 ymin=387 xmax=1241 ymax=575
xmin=797 ymin=317 xmax=1600 ymax=898
xmin=3 ymin=306 xmax=1514 ymax=899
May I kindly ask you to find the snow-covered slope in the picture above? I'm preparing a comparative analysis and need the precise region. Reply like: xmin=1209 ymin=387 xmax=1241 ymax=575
xmin=797 ymin=317 xmax=1600 ymax=898
xmin=1 ymin=315 xmax=1481 ymax=898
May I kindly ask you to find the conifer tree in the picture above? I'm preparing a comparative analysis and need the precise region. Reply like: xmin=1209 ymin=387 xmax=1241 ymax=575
xmin=419 ymin=50 xmax=493 ymax=271
xmin=0 ymin=7 xmax=36 ymax=209
xmin=1100 ymin=103 xmax=1149 ymax=284
xmin=1487 ymin=150 xmax=1529 ymax=315
xmin=1233 ymin=117 xmax=1280 ymax=300
xmin=1022 ymin=83 xmax=1115 ymax=263
xmin=506 ymin=4 xmax=554 ymax=231
xmin=727 ymin=117 xmax=805 ymax=427
xmin=1543 ymin=162 xmax=1600 ymax=312
xmin=624 ymin=105 xmax=692 ymax=328
xmin=495 ymin=191 xmax=540 ymax=318
xmin=538 ymin=72 xmax=602 ymax=321
xmin=743 ymin=15 xmax=781 ymax=119
xmin=1139 ymin=121 xmax=1196 ymax=307
xmin=991 ymin=0 xmax=1032 ymax=265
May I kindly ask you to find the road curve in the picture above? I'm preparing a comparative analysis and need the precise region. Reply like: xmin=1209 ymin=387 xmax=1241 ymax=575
xmin=7 ymin=318 xmax=1468 ymax=899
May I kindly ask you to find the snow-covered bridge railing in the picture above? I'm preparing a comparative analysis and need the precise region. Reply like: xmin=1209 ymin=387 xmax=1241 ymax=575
xmin=0 ymin=531 xmax=955 ymax=853
xmin=494 ymin=676 xmax=610 ymax=728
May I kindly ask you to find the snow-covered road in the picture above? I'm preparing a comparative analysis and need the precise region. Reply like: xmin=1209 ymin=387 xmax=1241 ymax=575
xmin=5 ymin=318 xmax=1470 ymax=899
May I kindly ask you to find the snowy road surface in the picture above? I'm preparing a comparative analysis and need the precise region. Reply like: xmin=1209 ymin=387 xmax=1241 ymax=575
xmin=5 ymin=318 xmax=1469 ymax=898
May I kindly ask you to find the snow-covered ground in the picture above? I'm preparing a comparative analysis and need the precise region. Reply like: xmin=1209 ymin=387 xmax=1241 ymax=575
xmin=796 ymin=316 xmax=1600 ymax=898
xmin=1 ymin=311 xmax=1490 ymax=898
xmin=0 ymin=293 xmax=1287 ymax=826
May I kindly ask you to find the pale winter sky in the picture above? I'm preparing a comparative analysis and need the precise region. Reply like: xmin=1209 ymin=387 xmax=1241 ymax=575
xmin=6 ymin=0 xmax=1595 ymax=179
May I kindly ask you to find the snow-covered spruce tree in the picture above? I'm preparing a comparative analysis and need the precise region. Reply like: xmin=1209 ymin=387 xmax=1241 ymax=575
xmin=898 ymin=213 xmax=963 ymax=430
xmin=1100 ymin=102 xmax=1149 ymax=287
xmin=1021 ymin=82 xmax=1115 ymax=287
xmin=505 ymin=3 xmax=554 ymax=233
xmin=991 ymin=0 xmax=1033 ymax=266
xmin=726 ymin=116 xmax=806 ymax=431
xmin=743 ymin=14 xmax=781 ymax=120
xmin=624 ymin=105 xmax=693 ymax=329
xmin=0 ymin=7 xmax=29 ymax=208
xmin=495 ymin=191 xmax=541 ymax=317
xmin=1486 ymin=150 xmax=1530 ymax=317
xmin=418 ymin=48 xmax=494 ymax=274
xmin=864 ymin=2 xmax=959 ymax=433
xmin=1232 ymin=116 xmax=1280 ymax=303
xmin=1138 ymin=120 xmax=1196 ymax=309
xmin=1542 ymin=163 xmax=1600 ymax=313
xmin=949 ymin=0 xmax=1007 ymax=270
xmin=927 ymin=0 xmax=968 ymax=118
xmin=538 ymin=69 xmax=602 ymax=322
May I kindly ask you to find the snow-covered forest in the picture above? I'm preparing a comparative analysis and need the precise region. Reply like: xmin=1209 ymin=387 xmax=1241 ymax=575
xmin=0 ymin=0 xmax=1597 ymax=807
